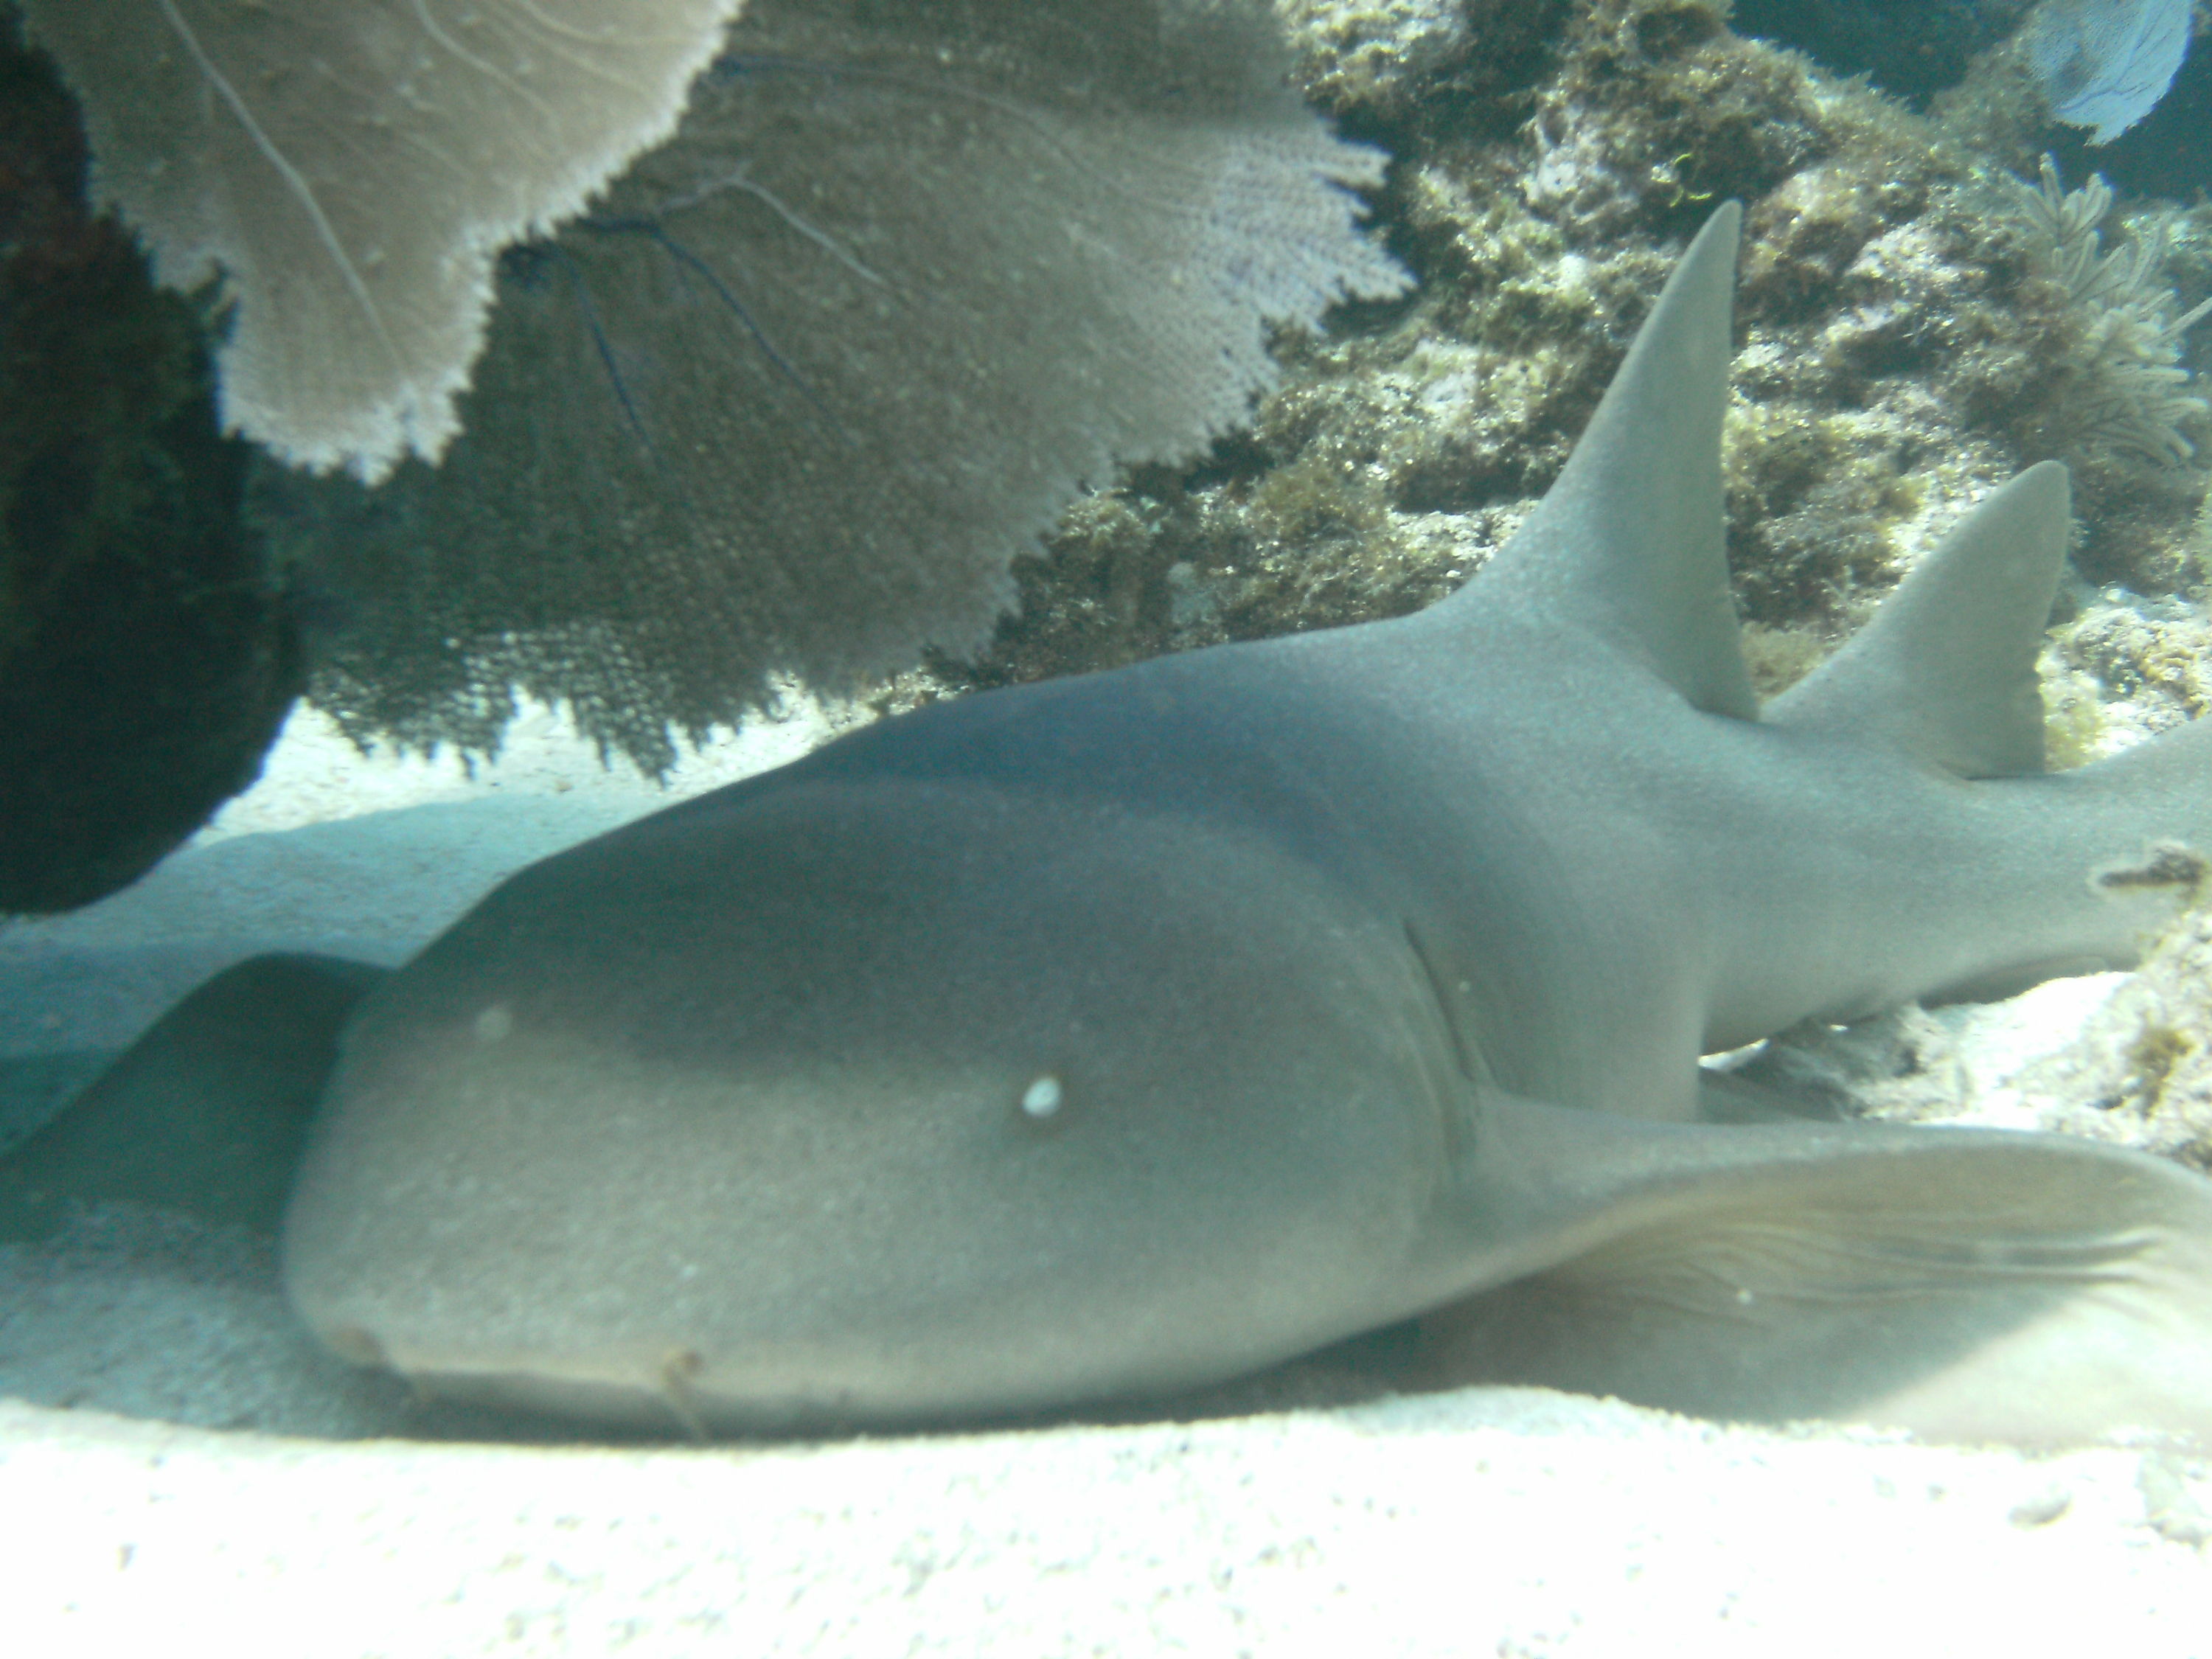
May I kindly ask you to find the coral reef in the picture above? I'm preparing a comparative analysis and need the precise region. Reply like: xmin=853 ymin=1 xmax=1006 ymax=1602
xmin=0 ymin=20 xmax=298 ymax=914
xmin=1739 ymin=889 xmax=2212 ymax=1178
xmin=2021 ymin=897 xmax=2212 ymax=1172
xmin=1729 ymin=0 xmax=2036 ymax=105
xmin=22 ymin=0 xmax=2212 ymax=887
xmin=1734 ymin=0 xmax=2210 ymax=200
xmin=928 ymin=0 xmax=2212 ymax=721
xmin=2047 ymin=586 xmax=2212 ymax=751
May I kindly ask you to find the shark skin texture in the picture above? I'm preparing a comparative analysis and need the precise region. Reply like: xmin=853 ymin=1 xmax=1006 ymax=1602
xmin=20 ymin=205 xmax=2212 ymax=1446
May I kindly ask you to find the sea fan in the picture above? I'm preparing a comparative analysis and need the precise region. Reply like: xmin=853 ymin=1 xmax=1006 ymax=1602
xmin=269 ymin=0 xmax=1409 ymax=772
xmin=2025 ymin=0 xmax=2192 ymax=145
xmin=17 ymin=0 xmax=749 ymax=481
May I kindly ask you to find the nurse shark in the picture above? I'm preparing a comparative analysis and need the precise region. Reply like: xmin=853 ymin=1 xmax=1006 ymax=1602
xmin=13 ymin=205 xmax=2212 ymax=1444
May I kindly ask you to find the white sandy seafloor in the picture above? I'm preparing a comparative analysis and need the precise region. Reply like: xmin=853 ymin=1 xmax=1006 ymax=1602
xmin=3 ymin=696 xmax=2211 ymax=1655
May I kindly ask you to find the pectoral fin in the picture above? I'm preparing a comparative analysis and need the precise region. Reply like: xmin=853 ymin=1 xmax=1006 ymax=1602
xmin=0 ymin=953 xmax=386 ymax=1240
xmin=1428 ymin=1096 xmax=2212 ymax=1445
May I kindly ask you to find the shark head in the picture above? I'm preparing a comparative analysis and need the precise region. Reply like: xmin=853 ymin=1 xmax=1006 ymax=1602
xmin=283 ymin=768 xmax=1472 ymax=1430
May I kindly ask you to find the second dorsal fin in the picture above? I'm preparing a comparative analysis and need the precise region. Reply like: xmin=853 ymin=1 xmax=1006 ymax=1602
xmin=1765 ymin=463 xmax=2070 ymax=778
xmin=1460 ymin=203 xmax=1758 ymax=720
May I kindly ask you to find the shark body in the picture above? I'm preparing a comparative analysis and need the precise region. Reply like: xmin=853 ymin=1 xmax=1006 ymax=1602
xmin=20 ymin=207 xmax=2212 ymax=1442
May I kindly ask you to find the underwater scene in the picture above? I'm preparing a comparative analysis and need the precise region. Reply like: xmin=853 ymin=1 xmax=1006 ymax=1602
xmin=3 ymin=1 xmax=2212 ymax=1652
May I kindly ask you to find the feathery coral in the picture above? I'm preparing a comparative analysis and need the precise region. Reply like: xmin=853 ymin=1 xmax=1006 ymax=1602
xmin=2008 ymin=156 xmax=2212 ymax=466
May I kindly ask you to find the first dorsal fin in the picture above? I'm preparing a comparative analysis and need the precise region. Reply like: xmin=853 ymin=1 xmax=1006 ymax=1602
xmin=1464 ymin=203 xmax=1757 ymax=720
xmin=1765 ymin=463 xmax=2070 ymax=778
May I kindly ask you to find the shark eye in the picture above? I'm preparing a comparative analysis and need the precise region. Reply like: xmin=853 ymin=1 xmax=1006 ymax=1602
xmin=1019 ymin=1074 xmax=1065 ymax=1119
